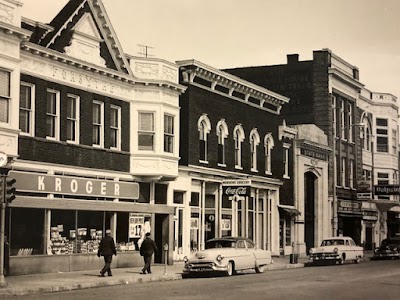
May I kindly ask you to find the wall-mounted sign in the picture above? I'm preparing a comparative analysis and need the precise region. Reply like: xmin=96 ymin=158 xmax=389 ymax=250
xmin=338 ymin=200 xmax=362 ymax=214
xmin=191 ymin=218 xmax=199 ymax=229
xmin=9 ymin=170 xmax=139 ymax=199
xmin=374 ymin=185 xmax=400 ymax=195
xmin=300 ymin=148 xmax=328 ymax=161
xmin=362 ymin=210 xmax=378 ymax=221
xmin=222 ymin=180 xmax=251 ymax=197
xmin=221 ymin=219 xmax=231 ymax=231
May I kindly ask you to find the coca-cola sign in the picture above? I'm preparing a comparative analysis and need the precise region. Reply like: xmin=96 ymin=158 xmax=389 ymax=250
xmin=222 ymin=180 xmax=251 ymax=197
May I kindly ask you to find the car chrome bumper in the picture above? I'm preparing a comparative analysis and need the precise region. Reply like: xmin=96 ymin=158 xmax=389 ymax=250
xmin=183 ymin=262 xmax=227 ymax=273
xmin=309 ymin=253 xmax=340 ymax=261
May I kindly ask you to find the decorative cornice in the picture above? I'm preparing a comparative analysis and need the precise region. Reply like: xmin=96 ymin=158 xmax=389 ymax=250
xmin=329 ymin=68 xmax=364 ymax=90
xmin=21 ymin=42 xmax=186 ymax=94
xmin=0 ymin=20 xmax=31 ymax=41
xmin=177 ymin=59 xmax=289 ymax=113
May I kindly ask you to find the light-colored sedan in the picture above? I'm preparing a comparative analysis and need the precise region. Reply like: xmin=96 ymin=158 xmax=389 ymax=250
xmin=309 ymin=236 xmax=364 ymax=265
xmin=183 ymin=237 xmax=272 ymax=276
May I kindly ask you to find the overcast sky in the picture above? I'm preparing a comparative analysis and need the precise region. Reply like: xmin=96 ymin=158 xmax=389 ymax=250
xmin=22 ymin=0 xmax=400 ymax=99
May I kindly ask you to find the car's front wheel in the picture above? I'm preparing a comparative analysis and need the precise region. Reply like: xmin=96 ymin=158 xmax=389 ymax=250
xmin=255 ymin=265 xmax=265 ymax=273
xmin=226 ymin=261 xmax=234 ymax=276
xmin=355 ymin=256 xmax=361 ymax=264
xmin=338 ymin=254 xmax=345 ymax=265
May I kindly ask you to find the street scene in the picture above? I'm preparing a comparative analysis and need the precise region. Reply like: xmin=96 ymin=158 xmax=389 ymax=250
xmin=0 ymin=0 xmax=399 ymax=299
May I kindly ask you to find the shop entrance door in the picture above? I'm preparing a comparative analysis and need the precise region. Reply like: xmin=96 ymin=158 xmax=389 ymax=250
xmin=365 ymin=225 xmax=373 ymax=250
xmin=304 ymin=172 xmax=316 ymax=253
xmin=155 ymin=214 xmax=169 ymax=264
xmin=173 ymin=207 xmax=183 ymax=260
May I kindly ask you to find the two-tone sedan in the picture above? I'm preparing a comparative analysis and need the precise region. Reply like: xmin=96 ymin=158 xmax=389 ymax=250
xmin=309 ymin=236 xmax=364 ymax=265
xmin=183 ymin=237 xmax=272 ymax=276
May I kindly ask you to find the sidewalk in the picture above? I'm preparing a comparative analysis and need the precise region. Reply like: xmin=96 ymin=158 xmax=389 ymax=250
xmin=0 ymin=256 xmax=308 ymax=297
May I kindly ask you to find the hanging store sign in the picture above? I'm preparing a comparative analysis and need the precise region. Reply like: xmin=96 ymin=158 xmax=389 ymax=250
xmin=129 ymin=214 xmax=145 ymax=238
xmin=221 ymin=219 xmax=231 ymax=231
xmin=222 ymin=180 xmax=251 ymax=198
xmin=374 ymin=185 xmax=400 ymax=195
xmin=9 ymin=170 xmax=139 ymax=199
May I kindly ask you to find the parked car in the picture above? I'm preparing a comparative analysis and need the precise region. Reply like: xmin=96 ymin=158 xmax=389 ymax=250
xmin=373 ymin=237 xmax=400 ymax=260
xmin=309 ymin=236 xmax=364 ymax=265
xmin=183 ymin=236 xmax=272 ymax=276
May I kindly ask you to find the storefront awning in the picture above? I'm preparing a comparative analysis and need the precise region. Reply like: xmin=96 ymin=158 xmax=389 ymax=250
xmin=373 ymin=200 xmax=400 ymax=213
xmin=278 ymin=204 xmax=301 ymax=216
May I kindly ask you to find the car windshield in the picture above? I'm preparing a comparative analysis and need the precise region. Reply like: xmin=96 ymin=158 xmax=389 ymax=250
xmin=321 ymin=239 xmax=345 ymax=246
xmin=205 ymin=240 xmax=236 ymax=249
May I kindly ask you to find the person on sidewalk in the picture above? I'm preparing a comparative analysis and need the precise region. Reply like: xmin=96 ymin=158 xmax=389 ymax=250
xmin=139 ymin=232 xmax=158 ymax=274
xmin=97 ymin=229 xmax=117 ymax=277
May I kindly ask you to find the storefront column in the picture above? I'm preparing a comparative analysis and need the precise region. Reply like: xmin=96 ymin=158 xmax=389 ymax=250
xmin=200 ymin=181 xmax=206 ymax=250
xmin=255 ymin=188 xmax=259 ymax=246
xmin=44 ymin=209 xmax=51 ymax=255
xmin=218 ymin=184 xmax=222 ymax=237
xmin=110 ymin=211 xmax=117 ymax=237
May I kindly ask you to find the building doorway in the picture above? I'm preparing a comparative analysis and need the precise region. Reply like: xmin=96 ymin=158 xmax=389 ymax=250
xmin=304 ymin=172 xmax=316 ymax=252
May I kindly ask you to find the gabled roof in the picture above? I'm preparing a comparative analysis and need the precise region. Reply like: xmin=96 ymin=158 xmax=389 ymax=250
xmin=36 ymin=0 xmax=132 ymax=75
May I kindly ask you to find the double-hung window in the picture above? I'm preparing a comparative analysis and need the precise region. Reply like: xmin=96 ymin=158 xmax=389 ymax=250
xmin=0 ymin=70 xmax=10 ymax=123
xmin=19 ymin=83 xmax=34 ymax=135
xmin=264 ymin=134 xmax=274 ymax=175
xmin=283 ymin=143 xmax=290 ymax=179
xmin=234 ymin=125 xmax=244 ymax=169
xmin=217 ymin=120 xmax=228 ymax=166
xmin=198 ymin=115 xmax=211 ymax=162
xmin=92 ymin=101 xmax=104 ymax=147
xmin=164 ymin=114 xmax=174 ymax=153
xmin=110 ymin=105 xmax=121 ymax=150
xmin=250 ymin=129 xmax=260 ymax=172
xmin=138 ymin=112 xmax=154 ymax=151
xmin=376 ymin=118 xmax=388 ymax=152
xmin=67 ymin=94 xmax=79 ymax=143
xmin=46 ymin=89 xmax=60 ymax=140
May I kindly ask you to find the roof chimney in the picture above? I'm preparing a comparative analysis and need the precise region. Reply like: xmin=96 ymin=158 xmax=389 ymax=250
xmin=287 ymin=54 xmax=299 ymax=64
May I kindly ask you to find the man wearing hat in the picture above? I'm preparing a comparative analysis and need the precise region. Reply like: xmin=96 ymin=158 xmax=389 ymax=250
xmin=97 ymin=229 xmax=117 ymax=277
xmin=139 ymin=232 xmax=158 ymax=274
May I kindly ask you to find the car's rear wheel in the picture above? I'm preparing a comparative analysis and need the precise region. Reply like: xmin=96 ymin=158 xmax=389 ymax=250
xmin=355 ymin=256 xmax=361 ymax=264
xmin=226 ymin=261 xmax=234 ymax=276
xmin=255 ymin=265 xmax=265 ymax=273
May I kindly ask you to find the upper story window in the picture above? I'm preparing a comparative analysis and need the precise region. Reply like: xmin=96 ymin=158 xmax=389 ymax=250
xmin=340 ymin=100 xmax=345 ymax=140
xmin=110 ymin=105 xmax=121 ymax=150
xmin=0 ymin=69 xmax=10 ymax=123
xmin=234 ymin=125 xmax=245 ymax=169
xmin=347 ymin=103 xmax=353 ymax=142
xmin=376 ymin=118 xmax=388 ymax=152
xmin=250 ymin=128 xmax=260 ymax=172
xmin=138 ymin=112 xmax=155 ymax=151
xmin=349 ymin=160 xmax=354 ymax=188
xmin=198 ymin=114 xmax=211 ymax=163
xmin=67 ymin=94 xmax=79 ymax=144
xmin=46 ymin=89 xmax=60 ymax=140
xmin=283 ymin=143 xmax=290 ymax=179
xmin=164 ymin=114 xmax=174 ymax=153
xmin=92 ymin=100 xmax=104 ymax=147
xmin=341 ymin=157 xmax=347 ymax=187
xmin=361 ymin=119 xmax=372 ymax=151
xmin=216 ymin=119 xmax=228 ymax=166
xmin=392 ymin=129 xmax=397 ymax=155
xmin=19 ymin=83 xmax=35 ymax=135
xmin=332 ymin=95 xmax=337 ymax=137
xmin=264 ymin=133 xmax=274 ymax=175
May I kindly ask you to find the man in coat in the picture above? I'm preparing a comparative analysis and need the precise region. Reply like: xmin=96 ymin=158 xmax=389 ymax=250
xmin=140 ymin=232 xmax=158 ymax=274
xmin=97 ymin=229 xmax=117 ymax=277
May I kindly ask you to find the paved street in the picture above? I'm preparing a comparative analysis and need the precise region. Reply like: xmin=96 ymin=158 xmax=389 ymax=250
xmin=7 ymin=259 xmax=400 ymax=300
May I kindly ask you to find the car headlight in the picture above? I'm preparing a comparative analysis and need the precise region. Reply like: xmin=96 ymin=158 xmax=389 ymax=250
xmin=183 ymin=256 xmax=188 ymax=263
xmin=216 ymin=254 xmax=224 ymax=262
xmin=333 ymin=248 xmax=338 ymax=254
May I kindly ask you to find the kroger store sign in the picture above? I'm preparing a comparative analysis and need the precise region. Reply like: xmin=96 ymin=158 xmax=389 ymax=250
xmin=9 ymin=171 xmax=139 ymax=199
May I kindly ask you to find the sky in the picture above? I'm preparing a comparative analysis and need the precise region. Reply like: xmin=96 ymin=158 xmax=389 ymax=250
xmin=21 ymin=0 xmax=400 ymax=99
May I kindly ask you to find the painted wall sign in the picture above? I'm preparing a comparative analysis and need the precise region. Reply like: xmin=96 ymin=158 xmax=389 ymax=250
xmin=300 ymin=148 xmax=328 ymax=161
xmin=9 ymin=170 xmax=139 ymax=199
xmin=338 ymin=200 xmax=362 ymax=214
xmin=374 ymin=185 xmax=400 ymax=195
xmin=222 ymin=180 xmax=251 ymax=197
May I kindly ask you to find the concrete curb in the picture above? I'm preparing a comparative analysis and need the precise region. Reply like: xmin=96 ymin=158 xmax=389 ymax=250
xmin=0 ymin=264 xmax=303 ymax=297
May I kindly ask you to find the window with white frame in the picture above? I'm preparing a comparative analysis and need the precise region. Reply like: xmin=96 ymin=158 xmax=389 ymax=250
xmin=347 ymin=103 xmax=353 ymax=142
xmin=392 ymin=129 xmax=397 ymax=155
xmin=0 ymin=69 xmax=10 ymax=123
xmin=138 ymin=112 xmax=154 ymax=151
xmin=110 ymin=105 xmax=121 ymax=150
xmin=332 ymin=95 xmax=337 ymax=137
xmin=164 ymin=114 xmax=174 ymax=153
xmin=340 ymin=100 xmax=345 ymax=140
xmin=362 ymin=119 xmax=372 ymax=151
xmin=264 ymin=133 xmax=274 ymax=175
xmin=216 ymin=120 xmax=228 ymax=166
xmin=19 ymin=83 xmax=35 ymax=135
xmin=67 ymin=94 xmax=79 ymax=143
xmin=234 ymin=125 xmax=245 ymax=169
xmin=376 ymin=118 xmax=388 ymax=152
xmin=250 ymin=129 xmax=260 ymax=172
xmin=46 ymin=89 xmax=60 ymax=140
xmin=198 ymin=114 xmax=211 ymax=162
xmin=283 ymin=143 xmax=291 ymax=179
xmin=92 ymin=101 xmax=104 ymax=147
xmin=341 ymin=157 xmax=346 ymax=187
xmin=349 ymin=159 xmax=354 ymax=188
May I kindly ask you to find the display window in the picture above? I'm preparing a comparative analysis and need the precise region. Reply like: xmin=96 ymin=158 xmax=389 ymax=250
xmin=9 ymin=208 xmax=45 ymax=256
xmin=116 ymin=212 xmax=151 ymax=252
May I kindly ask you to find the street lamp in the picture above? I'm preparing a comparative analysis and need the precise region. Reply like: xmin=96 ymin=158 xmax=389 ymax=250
xmin=332 ymin=123 xmax=365 ymax=236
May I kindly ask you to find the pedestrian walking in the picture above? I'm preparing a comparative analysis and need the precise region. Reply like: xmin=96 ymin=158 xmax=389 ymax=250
xmin=140 ymin=232 xmax=158 ymax=274
xmin=97 ymin=229 xmax=116 ymax=277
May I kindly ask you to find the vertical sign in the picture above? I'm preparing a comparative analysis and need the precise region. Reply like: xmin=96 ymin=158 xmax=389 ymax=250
xmin=129 ymin=213 xmax=145 ymax=238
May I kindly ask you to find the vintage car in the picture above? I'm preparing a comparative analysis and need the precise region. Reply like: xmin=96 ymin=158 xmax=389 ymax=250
xmin=309 ymin=236 xmax=364 ymax=265
xmin=183 ymin=237 xmax=272 ymax=276
xmin=373 ymin=237 xmax=400 ymax=260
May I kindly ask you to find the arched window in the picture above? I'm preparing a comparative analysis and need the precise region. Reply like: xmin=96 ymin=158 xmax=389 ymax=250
xmin=361 ymin=116 xmax=372 ymax=152
xmin=250 ymin=128 xmax=260 ymax=171
xmin=216 ymin=120 xmax=229 ymax=166
xmin=198 ymin=114 xmax=211 ymax=162
xmin=233 ymin=125 xmax=245 ymax=168
xmin=264 ymin=133 xmax=274 ymax=174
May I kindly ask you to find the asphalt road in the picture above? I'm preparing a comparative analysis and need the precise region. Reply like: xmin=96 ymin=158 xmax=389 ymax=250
xmin=9 ymin=259 xmax=400 ymax=300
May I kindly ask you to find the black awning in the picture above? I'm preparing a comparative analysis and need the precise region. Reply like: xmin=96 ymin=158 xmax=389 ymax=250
xmin=278 ymin=204 xmax=301 ymax=216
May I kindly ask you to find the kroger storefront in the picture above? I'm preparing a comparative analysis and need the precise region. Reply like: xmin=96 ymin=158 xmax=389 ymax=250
xmin=7 ymin=170 xmax=173 ymax=275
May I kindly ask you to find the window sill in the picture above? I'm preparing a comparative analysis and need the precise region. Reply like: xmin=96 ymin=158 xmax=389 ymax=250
xmin=265 ymin=171 xmax=272 ymax=175
xmin=218 ymin=163 xmax=226 ymax=167
xmin=283 ymin=175 xmax=290 ymax=179
xmin=235 ymin=166 xmax=243 ymax=170
xmin=199 ymin=160 xmax=209 ymax=164
xmin=251 ymin=168 xmax=258 ymax=173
